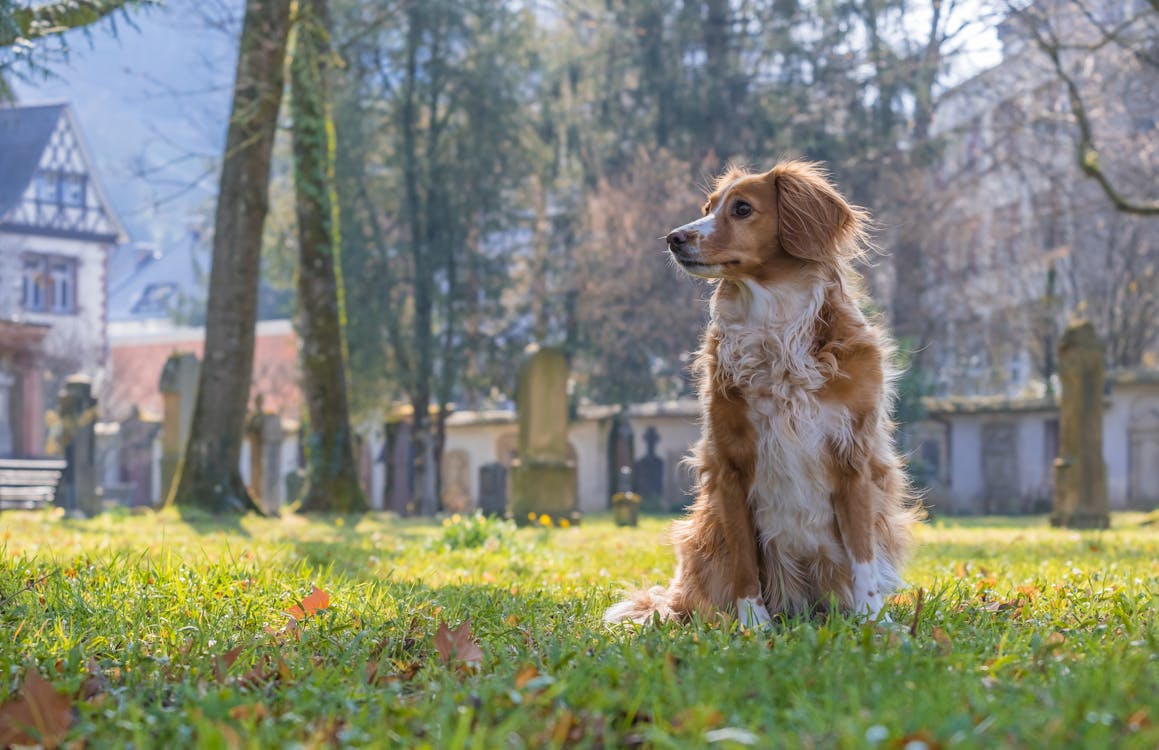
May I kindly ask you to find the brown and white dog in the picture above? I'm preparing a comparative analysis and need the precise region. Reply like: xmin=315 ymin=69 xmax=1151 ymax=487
xmin=604 ymin=161 xmax=921 ymax=627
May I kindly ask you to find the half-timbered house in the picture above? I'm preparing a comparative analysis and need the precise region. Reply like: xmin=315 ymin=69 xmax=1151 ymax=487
xmin=0 ymin=102 xmax=127 ymax=457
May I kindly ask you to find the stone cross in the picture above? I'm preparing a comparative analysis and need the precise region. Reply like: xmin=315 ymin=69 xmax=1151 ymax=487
xmin=159 ymin=352 xmax=200 ymax=503
xmin=508 ymin=346 xmax=577 ymax=525
xmin=1051 ymin=320 xmax=1109 ymax=529
xmin=58 ymin=376 xmax=98 ymax=517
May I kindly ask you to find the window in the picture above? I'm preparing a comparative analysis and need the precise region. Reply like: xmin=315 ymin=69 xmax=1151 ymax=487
xmin=61 ymin=174 xmax=86 ymax=207
xmin=35 ymin=170 xmax=59 ymax=203
xmin=21 ymin=255 xmax=77 ymax=314
xmin=131 ymin=283 xmax=176 ymax=315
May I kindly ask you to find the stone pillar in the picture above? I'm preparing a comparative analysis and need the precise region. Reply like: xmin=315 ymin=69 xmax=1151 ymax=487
xmin=59 ymin=376 xmax=98 ymax=517
xmin=159 ymin=352 xmax=200 ymax=503
xmin=1051 ymin=320 xmax=1110 ymax=529
xmin=19 ymin=361 xmax=43 ymax=456
xmin=508 ymin=346 xmax=578 ymax=525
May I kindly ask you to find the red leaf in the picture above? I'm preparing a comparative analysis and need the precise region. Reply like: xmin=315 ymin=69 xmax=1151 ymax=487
xmin=214 ymin=646 xmax=245 ymax=684
xmin=434 ymin=620 xmax=484 ymax=665
xmin=286 ymin=586 xmax=330 ymax=620
xmin=0 ymin=668 xmax=74 ymax=749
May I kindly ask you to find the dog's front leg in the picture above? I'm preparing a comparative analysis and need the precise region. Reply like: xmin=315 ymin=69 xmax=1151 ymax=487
xmin=832 ymin=468 xmax=888 ymax=620
xmin=706 ymin=385 xmax=769 ymax=628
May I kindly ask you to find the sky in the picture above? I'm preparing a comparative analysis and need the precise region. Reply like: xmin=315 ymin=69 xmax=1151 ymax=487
xmin=13 ymin=3 xmax=241 ymax=247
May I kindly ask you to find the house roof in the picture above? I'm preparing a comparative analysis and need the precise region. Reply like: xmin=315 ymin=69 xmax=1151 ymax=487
xmin=0 ymin=103 xmax=65 ymax=216
xmin=0 ymin=102 xmax=128 ymax=243
xmin=107 ymin=235 xmax=208 ymax=323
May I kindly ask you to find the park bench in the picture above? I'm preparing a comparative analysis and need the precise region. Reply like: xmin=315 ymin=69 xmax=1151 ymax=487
xmin=0 ymin=458 xmax=66 ymax=511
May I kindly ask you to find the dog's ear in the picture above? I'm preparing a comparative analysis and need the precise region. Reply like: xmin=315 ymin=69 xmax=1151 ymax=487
xmin=770 ymin=162 xmax=865 ymax=262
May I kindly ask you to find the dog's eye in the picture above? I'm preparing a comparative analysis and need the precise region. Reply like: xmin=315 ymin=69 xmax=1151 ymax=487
xmin=733 ymin=201 xmax=752 ymax=217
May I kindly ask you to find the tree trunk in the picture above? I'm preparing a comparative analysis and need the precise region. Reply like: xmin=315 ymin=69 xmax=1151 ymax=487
xmin=168 ymin=0 xmax=291 ymax=514
xmin=290 ymin=0 xmax=367 ymax=513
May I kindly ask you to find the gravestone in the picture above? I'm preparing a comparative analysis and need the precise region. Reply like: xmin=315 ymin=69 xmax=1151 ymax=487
xmin=382 ymin=420 xmax=413 ymax=514
xmin=246 ymin=397 xmax=285 ymax=514
xmin=478 ymin=462 xmax=507 ymax=516
xmin=633 ymin=426 xmax=664 ymax=511
xmin=508 ymin=346 xmax=577 ymax=525
xmin=441 ymin=449 xmax=471 ymax=512
xmin=119 ymin=408 xmax=160 ymax=506
xmin=607 ymin=415 xmax=634 ymax=504
xmin=58 ymin=376 xmax=98 ymax=517
xmin=159 ymin=352 xmax=199 ymax=503
xmin=1051 ymin=320 xmax=1109 ymax=529
xmin=0 ymin=371 xmax=14 ymax=456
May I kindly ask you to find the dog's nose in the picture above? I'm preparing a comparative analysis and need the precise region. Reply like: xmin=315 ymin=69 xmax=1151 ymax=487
xmin=667 ymin=229 xmax=695 ymax=251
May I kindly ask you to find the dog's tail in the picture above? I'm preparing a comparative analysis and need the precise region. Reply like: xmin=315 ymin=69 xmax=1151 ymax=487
xmin=603 ymin=585 xmax=677 ymax=625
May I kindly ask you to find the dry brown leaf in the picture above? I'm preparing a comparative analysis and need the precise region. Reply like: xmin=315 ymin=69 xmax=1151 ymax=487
xmin=932 ymin=626 xmax=953 ymax=654
xmin=909 ymin=588 xmax=926 ymax=637
xmin=0 ymin=668 xmax=74 ymax=749
xmin=434 ymin=620 xmax=484 ymax=665
xmin=513 ymin=665 xmax=540 ymax=689
xmin=80 ymin=658 xmax=107 ymax=701
xmin=890 ymin=729 xmax=943 ymax=749
xmin=286 ymin=586 xmax=330 ymax=620
xmin=214 ymin=646 xmax=245 ymax=684
xmin=1126 ymin=709 xmax=1151 ymax=730
xmin=229 ymin=703 xmax=269 ymax=722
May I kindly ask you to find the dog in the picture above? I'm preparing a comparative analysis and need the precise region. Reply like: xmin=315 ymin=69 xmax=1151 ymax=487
xmin=604 ymin=161 xmax=921 ymax=627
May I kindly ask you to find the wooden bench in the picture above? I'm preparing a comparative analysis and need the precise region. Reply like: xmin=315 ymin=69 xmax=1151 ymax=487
xmin=0 ymin=458 xmax=66 ymax=511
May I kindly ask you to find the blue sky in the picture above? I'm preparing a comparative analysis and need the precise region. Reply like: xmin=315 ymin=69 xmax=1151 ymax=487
xmin=13 ymin=3 xmax=240 ymax=247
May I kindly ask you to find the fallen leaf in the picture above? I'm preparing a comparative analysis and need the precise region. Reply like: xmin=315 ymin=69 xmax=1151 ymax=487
xmin=434 ymin=620 xmax=484 ymax=665
xmin=229 ymin=703 xmax=269 ymax=722
xmin=286 ymin=586 xmax=330 ymax=620
xmin=80 ymin=659 xmax=107 ymax=701
xmin=513 ymin=665 xmax=540 ymax=689
xmin=1126 ymin=709 xmax=1151 ymax=730
xmin=214 ymin=646 xmax=245 ymax=683
xmin=890 ymin=729 xmax=943 ymax=749
xmin=932 ymin=626 xmax=952 ymax=654
xmin=0 ymin=668 xmax=74 ymax=749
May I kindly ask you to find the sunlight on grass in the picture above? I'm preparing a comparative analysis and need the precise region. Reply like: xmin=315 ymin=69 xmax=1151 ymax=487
xmin=1 ymin=509 xmax=1157 ymax=748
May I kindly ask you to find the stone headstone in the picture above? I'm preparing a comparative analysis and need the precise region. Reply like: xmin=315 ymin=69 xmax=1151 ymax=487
xmin=665 ymin=449 xmax=696 ymax=510
xmin=246 ymin=398 xmax=285 ymax=514
xmin=1051 ymin=320 xmax=1109 ymax=529
xmin=58 ymin=375 xmax=98 ymax=517
xmin=633 ymin=426 xmax=664 ymax=511
xmin=441 ymin=448 xmax=471 ymax=512
xmin=383 ymin=420 xmax=413 ymax=514
xmin=478 ymin=462 xmax=507 ymax=516
xmin=0 ymin=371 xmax=15 ymax=456
xmin=607 ymin=415 xmax=634 ymax=502
xmin=159 ymin=352 xmax=199 ymax=503
xmin=119 ymin=408 xmax=160 ymax=506
xmin=508 ymin=346 xmax=577 ymax=525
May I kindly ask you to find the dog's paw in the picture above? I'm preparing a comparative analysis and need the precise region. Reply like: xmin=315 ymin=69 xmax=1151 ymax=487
xmin=736 ymin=596 xmax=772 ymax=628
xmin=851 ymin=561 xmax=888 ymax=621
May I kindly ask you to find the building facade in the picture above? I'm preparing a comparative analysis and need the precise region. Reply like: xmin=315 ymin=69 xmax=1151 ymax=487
xmin=0 ymin=103 xmax=126 ymax=457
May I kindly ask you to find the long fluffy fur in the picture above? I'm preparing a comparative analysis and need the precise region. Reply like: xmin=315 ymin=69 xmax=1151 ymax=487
xmin=605 ymin=161 xmax=922 ymax=626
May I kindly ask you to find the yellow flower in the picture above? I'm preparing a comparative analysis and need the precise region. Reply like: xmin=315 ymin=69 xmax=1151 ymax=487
xmin=539 ymin=514 xmax=552 ymax=526
xmin=559 ymin=518 xmax=570 ymax=528
xmin=335 ymin=517 xmax=345 ymax=527
xmin=528 ymin=512 xmax=537 ymax=521
xmin=443 ymin=518 xmax=452 ymax=527
xmin=451 ymin=513 xmax=462 ymax=524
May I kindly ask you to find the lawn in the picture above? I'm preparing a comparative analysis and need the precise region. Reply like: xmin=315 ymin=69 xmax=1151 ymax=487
xmin=1 ymin=508 xmax=1157 ymax=749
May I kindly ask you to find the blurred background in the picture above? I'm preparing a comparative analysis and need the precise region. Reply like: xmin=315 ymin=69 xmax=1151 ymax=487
xmin=0 ymin=0 xmax=1155 ymax=517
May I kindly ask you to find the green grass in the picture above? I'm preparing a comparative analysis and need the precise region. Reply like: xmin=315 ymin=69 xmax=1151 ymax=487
xmin=2 ymin=508 xmax=1157 ymax=748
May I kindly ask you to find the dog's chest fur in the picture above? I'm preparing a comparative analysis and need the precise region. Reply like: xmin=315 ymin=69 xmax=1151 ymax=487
xmin=712 ymin=280 xmax=852 ymax=564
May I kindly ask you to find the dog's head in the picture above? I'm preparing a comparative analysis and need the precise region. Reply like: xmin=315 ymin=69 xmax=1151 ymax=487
xmin=665 ymin=161 xmax=866 ymax=282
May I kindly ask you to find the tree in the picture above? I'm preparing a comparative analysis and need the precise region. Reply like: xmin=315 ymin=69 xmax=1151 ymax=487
xmin=289 ymin=0 xmax=366 ymax=512
xmin=333 ymin=0 xmax=538 ymax=514
xmin=1002 ymin=0 xmax=1159 ymax=215
xmin=0 ymin=0 xmax=156 ymax=98
xmin=168 ymin=0 xmax=292 ymax=514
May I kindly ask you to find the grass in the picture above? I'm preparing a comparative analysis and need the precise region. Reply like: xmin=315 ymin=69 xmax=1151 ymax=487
xmin=1 ymin=508 xmax=1157 ymax=749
